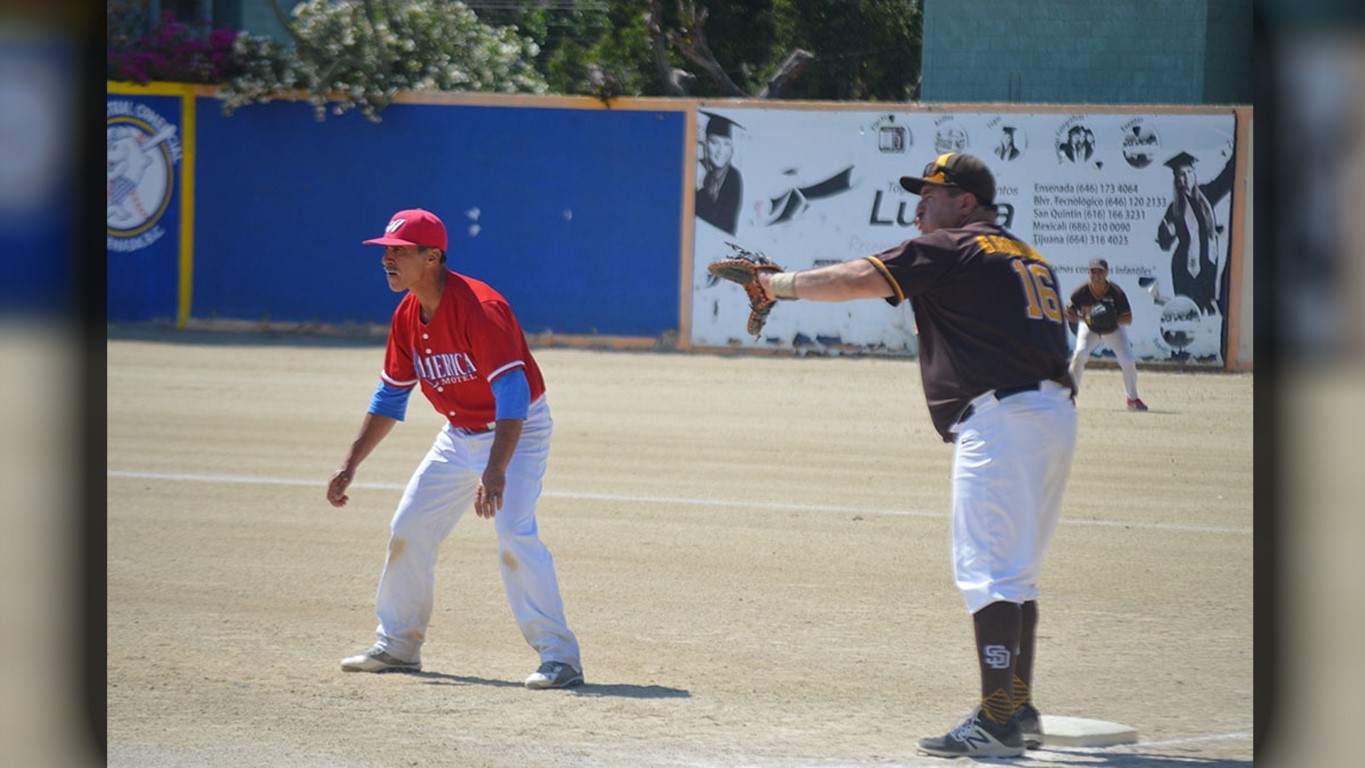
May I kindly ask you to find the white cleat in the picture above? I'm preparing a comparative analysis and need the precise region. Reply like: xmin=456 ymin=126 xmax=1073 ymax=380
xmin=524 ymin=661 xmax=583 ymax=689
xmin=340 ymin=645 xmax=421 ymax=673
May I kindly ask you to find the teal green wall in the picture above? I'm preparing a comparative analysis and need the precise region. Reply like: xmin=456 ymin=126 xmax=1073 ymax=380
xmin=921 ymin=0 xmax=1251 ymax=104
xmin=1202 ymin=0 xmax=1254 ymax=103
xmin=238 ymin=0 xmax=290 ymax=42
xmin=212 ymin=0 xmax=291 ymax=42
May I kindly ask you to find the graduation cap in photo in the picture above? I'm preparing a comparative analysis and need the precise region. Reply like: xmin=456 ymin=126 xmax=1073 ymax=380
xmin=701 ymin=111 xmax=745 ymax=138
xmin=1163 ymin=151 xmax=1198 ymax=169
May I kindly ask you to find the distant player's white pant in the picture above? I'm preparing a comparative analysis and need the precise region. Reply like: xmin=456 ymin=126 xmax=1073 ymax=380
xmin=950 ymin=381 xmax=1078 ymax=614
xmin=371 ymin=396 xmax=580 ymax=669
xmin=1070 ymin=324 xmax=1139 ymax=399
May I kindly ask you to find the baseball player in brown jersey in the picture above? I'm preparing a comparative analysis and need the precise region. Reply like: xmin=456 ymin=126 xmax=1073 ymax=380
xmin=1066 ymin=258 xmax=1148 ymax=411
xmin=747 ymin=153 xmax=1078 ymax=758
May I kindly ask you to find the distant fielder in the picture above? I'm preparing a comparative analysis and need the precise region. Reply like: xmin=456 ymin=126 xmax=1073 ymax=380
xmin=1066 ymin=258 xmax=1149 ymax=411
xmin=327 ymin=208 xmax=583 ymax=689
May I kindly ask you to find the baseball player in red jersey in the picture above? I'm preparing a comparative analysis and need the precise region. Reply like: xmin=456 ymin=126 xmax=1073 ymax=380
xmin=327 ymin=208 xmax=583 ymax=689
xmin=1065 ymin=258 xmax=1149 ymax=410
xmin=747 ymin=154 xmax=1078 ymax=758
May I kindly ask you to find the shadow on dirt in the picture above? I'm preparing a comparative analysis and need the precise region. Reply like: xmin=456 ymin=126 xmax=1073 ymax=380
xmin=1023 ymin=748 xmax=1252 ymax=767
xmin=408 ymin=670 xmax=689 ymax=698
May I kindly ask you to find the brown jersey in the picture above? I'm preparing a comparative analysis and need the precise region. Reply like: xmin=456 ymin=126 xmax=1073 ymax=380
xmin=868 ymin=221 xmax=1074 ymax=442
xmin=1067 ymin=280 xmax=1133 ymax=323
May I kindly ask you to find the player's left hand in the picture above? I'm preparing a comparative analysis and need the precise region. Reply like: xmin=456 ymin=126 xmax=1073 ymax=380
xmin=707 ymin=242 xmax=784 ymax=337
xmin=327 ymin=468 xmax=353 ymax=508
xmin=475 ymin=469 xmax=506 ymax=519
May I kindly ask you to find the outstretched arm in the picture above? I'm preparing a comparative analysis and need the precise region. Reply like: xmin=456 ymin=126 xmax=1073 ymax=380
xmin=757 ymin=257 xmax=895 ymax=302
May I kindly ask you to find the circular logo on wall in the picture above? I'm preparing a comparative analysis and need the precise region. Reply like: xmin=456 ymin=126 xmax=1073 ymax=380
xmin=933 ymin=121 xmax=969 ymax=155
xmin=1121 ymin=119 xmax=1161 ymax=169
xmin=107 ymin=101 xmax=181 ymax=251
xmin=1055 ymin=116 xmax=1095 ymax=165
xmin=993 ymin=124 xmax=1026 ymax=162
xmin=1157 ymin=294 xmax=1220 ymax=359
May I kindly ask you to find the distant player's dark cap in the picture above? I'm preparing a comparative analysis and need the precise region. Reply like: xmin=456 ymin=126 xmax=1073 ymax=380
xmin=700 ymin=111 xmax=743 ymax=138
xmin=363 ymin=208 xmax=448 ymax=252
xmin=900 ymin=152 xmax=996 ymax=207
xmin=1089 ymin=258 xmax=1109 ymax=271
xmin=1163 ymin=151 xmax=1198 ymax=169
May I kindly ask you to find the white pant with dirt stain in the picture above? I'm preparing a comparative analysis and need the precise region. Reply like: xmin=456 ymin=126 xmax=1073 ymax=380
xmin=369 ymin=395 xmax=581 ymax=670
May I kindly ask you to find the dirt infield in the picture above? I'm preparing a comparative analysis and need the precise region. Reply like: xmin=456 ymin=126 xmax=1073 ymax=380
xmin=107 ymin=329 xmax=1253 ymax=767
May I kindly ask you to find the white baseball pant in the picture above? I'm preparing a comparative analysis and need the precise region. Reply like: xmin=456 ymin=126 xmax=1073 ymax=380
xmin=369 ymin=395 xmax=581 ymax=669
xmin=1070 ymin=323 xmax=1139 ymax=399
xmin=949 ymin=380 xmax=1078 ymax=614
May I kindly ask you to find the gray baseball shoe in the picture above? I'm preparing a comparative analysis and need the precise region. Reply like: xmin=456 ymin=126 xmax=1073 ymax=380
xmin=524 ymin=661 xmax=583 ymax=689
xmin=917 ymin=707 xmax=1025 ymax=759
xmin=340 ymin=645 xmax=421 ymax=673
xmin=1012 ymin=702 xmax=1044 ymax=749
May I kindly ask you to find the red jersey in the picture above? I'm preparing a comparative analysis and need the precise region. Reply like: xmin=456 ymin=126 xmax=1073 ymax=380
xmin=381 ymin=270 xmax=546 ymax=429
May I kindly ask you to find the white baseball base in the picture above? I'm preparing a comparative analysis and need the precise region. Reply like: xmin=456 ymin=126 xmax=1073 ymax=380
xmin=1038 ymin=715 xmax=1139 ymax=748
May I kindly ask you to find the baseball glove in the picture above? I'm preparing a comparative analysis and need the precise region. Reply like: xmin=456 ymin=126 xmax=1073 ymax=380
xmin=1084 ymin=301 xmax=1119 ymax=334
xmin=707 ymin=243 xmax=784 ymax=337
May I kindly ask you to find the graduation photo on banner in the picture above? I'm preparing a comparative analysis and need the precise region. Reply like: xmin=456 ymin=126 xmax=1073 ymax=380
xmin=689 ymin=107 xmax=1238 ymax=367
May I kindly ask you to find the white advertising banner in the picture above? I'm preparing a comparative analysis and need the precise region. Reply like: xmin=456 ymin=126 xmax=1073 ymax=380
xmin=690 ymin=107 xmax=1238 ymax=366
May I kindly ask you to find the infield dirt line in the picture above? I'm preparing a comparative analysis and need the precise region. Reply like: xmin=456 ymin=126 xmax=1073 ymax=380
xmin=108 ymin=469 xmax=1251 ymax=535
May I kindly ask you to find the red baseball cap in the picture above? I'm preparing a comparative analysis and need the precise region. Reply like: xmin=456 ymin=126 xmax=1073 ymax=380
xmin=363 ymin=208 xmax=448 ymax=251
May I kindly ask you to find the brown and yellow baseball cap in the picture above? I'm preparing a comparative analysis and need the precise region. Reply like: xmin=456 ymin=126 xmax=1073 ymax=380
xmin=900 ymin=152 xmax=997 ymax=207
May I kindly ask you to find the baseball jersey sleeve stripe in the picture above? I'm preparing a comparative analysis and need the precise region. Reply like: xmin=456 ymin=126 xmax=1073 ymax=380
xmin=489 ymin=367 xmax=530 ymax=420
xmin=486 ymin=360 xmax=526 ymax=383
xmin=380 ymin=370 xmax=419 ymax=387
xmin=865 ymin=256 xmax=905 ymax=304
xmin=368 ymin=380 xmax=413 ymax=421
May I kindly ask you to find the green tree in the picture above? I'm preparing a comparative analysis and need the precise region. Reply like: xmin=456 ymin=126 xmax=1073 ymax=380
xmin=471 ymin=1 xmax=619 ymax=96
xmin=776 ymin=0 xmax=922 ymax=101
xmin=469 ymin=1 xmax=657 ymax=99
xmin=219 ymin=0 xmax=548 ymax=122
xmin=200 ymin=0 xmax=920 ymax=112
xmin=638 ymin=0 xmax=919 ymax=101
xmin=672 ymin=0 xmax=781 ymax=97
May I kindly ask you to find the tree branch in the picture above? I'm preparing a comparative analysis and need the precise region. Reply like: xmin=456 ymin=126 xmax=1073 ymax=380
xmin=666 ymin=2 xmax=747 ymax=97
xmin=645 ymin=0 xmax=689 ymax=96
xmin=755 ymin=49 xmax=815 ymax=99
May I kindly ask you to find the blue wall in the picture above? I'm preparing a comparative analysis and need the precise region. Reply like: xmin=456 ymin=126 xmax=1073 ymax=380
xmin=192 ymin=99 xmax=685 ymax=336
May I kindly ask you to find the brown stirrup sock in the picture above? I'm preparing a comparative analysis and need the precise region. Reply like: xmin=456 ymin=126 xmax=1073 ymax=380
xmin=1012 ymin=675 xmax=1032 ymax=711
xmin=981 ymin=689 xmax=1014 ymax=727
xmin=973 ymin=601 xmax=1023 ymax=725
xmin=1015 ymin=600 xmax=1038 ymax=708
